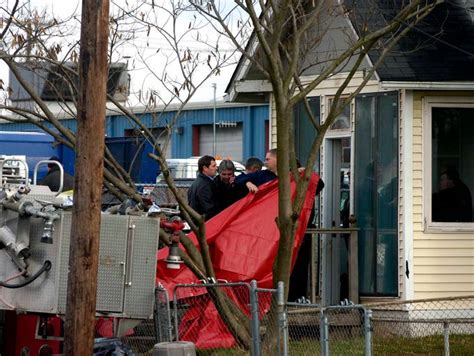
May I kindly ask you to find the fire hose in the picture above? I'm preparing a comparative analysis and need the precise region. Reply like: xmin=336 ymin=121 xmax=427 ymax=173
xmin=0 ymin=260 xmax=52 ymax=289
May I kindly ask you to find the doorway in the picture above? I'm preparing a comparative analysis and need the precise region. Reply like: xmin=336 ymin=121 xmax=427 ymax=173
xmin=321 ymin=135 xmax=352 ymax=305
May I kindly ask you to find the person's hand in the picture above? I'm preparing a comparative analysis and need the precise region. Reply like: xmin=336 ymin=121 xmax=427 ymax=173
xmin=229 ymin=176 xmax=235 ymax=184
xmin=246 ymin=181 xmax=258 ymax=193
xmin=298 ymin=167 xmax=305 ymax=173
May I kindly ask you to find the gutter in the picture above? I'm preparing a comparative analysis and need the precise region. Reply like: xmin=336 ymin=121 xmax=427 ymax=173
xmin=380 ymin=81 xmax=474 ymax=90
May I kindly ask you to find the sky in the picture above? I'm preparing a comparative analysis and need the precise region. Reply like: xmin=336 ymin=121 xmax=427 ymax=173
xmin=1 ymin=0 xmax=242 ymax=106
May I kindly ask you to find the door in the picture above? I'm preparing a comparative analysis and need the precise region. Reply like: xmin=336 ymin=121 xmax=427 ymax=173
xmin=199 ymin=124 xmax=243 ymax=161
xmin=321 ymin=135 xmax=352 ymax=305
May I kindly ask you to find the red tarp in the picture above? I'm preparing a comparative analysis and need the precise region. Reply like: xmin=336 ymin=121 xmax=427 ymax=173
xmin=156 ymin=173 xmax=319 ymax=348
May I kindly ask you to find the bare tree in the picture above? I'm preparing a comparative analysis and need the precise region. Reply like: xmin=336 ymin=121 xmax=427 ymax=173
xmin=0 ymin=0 xmax=442 ymax=351
xmin=1 ymin=0 xmax=251 ymax=345
xmin=0 ymin=0 xmax=236 ymax=200
xmin=185 ymin=0 xmax=441 ymax=350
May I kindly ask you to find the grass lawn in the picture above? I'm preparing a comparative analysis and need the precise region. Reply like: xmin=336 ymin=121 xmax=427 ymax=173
xmin=286 ymin=333 xmax=474 ymax=355
xmin=140 ymin=333 xmax=474 ymax=355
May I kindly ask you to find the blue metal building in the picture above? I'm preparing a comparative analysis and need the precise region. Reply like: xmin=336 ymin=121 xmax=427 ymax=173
xmin=0 ymin=101 xmax=269 ymax=163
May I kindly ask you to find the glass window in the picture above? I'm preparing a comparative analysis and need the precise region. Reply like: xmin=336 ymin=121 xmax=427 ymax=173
xmin=431 ymin=108 xmax=474 ymax=223
xmin=329 ymin=101 xmax=351 ymax=130
xmin=355 ymin=92 xmax=398 ymax=296
xmin=293 ymin=97 xmax=320 ymax=166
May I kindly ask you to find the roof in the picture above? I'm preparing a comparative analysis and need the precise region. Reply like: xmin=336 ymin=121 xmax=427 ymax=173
xmin=356 ymin=0 xmax=474 ymax=82
xmin=225 ymin=0 xmax=474 ymax=99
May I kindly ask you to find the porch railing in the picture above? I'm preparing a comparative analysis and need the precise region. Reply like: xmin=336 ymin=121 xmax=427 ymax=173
xmin=306 ymin=227 xmax=359 ymax=304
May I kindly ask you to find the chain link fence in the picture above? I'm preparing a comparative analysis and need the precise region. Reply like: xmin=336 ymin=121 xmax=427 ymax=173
xmin=284 ymin=303 xmax=370 ymax=356
xmin=99 ymin=285 xmax=473 ymax=355
xmin=369 ymin=295 xmax=474 ymax=355
xmin=142 ymin=182 xmax=192 ymax=208
xmin=171 ymin=281 xmax=274 ymax=355
xmin=284 ymin=296 xmax=474 ymax=356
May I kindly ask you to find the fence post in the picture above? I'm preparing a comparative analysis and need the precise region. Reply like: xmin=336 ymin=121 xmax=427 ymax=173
xmin=154 ymin=286 xmax=173 ymax=343
xmin=364 ymin=309 xmax=373 ymax=356
xmin=443 ymin=322 xmax=450 ymax=356
xmin=173 ymin=287 xmax=179 ymax=341
xmin=250 ymin=280 xmax=261 ymax=356
xmin=320 ymin=311 xmax=329 ymax=356
xmin=277 ymin=281 xmax=288 ymax=356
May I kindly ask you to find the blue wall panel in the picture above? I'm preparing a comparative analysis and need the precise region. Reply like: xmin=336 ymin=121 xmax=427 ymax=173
xmin=0 ymin=104 xmax=269 ymax=160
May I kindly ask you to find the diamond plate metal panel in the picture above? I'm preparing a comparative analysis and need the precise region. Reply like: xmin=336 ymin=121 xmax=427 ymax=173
xmin=57 ymin=212 xmax=71 ymax=313
xmin=123 ymin=216 xmax=160 ymax=319
xmin=96 ymin=215 xmax=128 ymax=312
xmin=57 ymin=214 xmax=128 ymax=314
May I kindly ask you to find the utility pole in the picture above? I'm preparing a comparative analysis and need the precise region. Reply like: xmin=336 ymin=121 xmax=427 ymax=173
xmin=63 ymin=0 xmax=110 ymax=354
xmin=212 ymin=83 xmax=216 ymax=156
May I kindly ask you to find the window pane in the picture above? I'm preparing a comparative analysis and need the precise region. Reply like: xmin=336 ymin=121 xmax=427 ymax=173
xmin=375 ymin=95 xmax=398 ymax=295
xmin=431 ymin=108 xmax=474 ymax=222
xmin=330 ymin=103 xmax=351 ymax=130
xmin=355 ymin=93 xmax=398 ymax=296
xmin=355 ymin=95 xmax=376 ymax=294
xmin=294 ymin=97 xmax=320 ymax=166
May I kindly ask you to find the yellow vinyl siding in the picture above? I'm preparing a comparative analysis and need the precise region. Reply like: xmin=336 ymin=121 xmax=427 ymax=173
xmin=412 ymin=91 xmax=474 ymax=299
xmin=415 ymin=274 xmax=473 ymax=283
xmin=414 ymin=248 xmax=473 ymax=257
xmin=414 ymin=239 xmax=474 ymax=248
xmin=415 ymin=283 xmax=473 ymax=292
xmin=414 ymin=256 xmax=474 ymax=266
xmin=415 ymin=291 xmax=474 ymax=299
xmin=417 ymin=265 xmax=474 ymax=274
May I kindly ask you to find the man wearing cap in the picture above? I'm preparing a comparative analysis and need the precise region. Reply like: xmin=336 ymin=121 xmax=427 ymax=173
xmin=39 ymin=156 xmax=74 ymax=192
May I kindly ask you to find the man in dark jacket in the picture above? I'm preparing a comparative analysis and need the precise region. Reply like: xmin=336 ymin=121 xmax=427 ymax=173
xmin=214 ymin=159 xmax=247 ymax=213
xmin=39 ymin=156 xmax=74 ymax=192
xmin=187 ymin=155 xmax=219 ymax=220
xmin=235 ymin=149 xmax=278 ymax=191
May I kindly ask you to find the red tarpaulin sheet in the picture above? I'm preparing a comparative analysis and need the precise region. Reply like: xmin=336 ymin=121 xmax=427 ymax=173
xmin=156 ymin=173 xmax=320 ymax=348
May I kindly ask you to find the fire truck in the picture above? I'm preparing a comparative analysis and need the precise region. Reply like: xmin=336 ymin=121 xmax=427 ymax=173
xmin=0 ymin=132 xmax=161 ymax=355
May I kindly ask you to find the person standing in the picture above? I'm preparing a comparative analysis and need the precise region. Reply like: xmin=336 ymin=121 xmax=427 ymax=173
xmin=187 ymin=155 xmax=219 ymax=220
xmin=39 ymin=156 xmax=74 ymax=192
xmin=214 ymin=159 xmax=243 ymax=213
xmin=235 ymin=149 xmax=278 ymax=191
xmin=244 ymin=157 xmax=263 ymax=174
xmin=432 ymin=168 xmax=472 ymax=222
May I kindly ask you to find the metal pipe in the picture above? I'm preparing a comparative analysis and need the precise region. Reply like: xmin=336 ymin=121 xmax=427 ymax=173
xmin=277 ymin=281 xmax=288 ymax=356
xmin=212 ymin=83 xmax=217 ymax=156
xmin=320 ymin=313 xmax=329 ymax=356
xmin=364 ymin=309 xmax=373 ymax=356
xmin=250 ymin=280 xmax=261 ymax=356
xmin=0 ymin=225 xmax=29 ymax=259
xmin=2 ymin=200 xmax=60 ymax=244
xmin=173 ymin=287 xmax=180 ymax=341
xmin=444 ymin=322 xmax=450 ymax=356
xmin=33 ymin=159 xmax=64 ymax=194
xmin=0 ymin=157 xmax=29 ymax=187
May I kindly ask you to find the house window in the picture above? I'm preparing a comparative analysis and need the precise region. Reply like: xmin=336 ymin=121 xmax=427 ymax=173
xmin=294 ymin=96 xmax=320 ymax=166
xmin=354 ymin=92 xmax=399 ymax=296
xmin=328 ymin=98 xmax=351 ymax=131
xmin=424 ymin=98 xmax=474 ymax=231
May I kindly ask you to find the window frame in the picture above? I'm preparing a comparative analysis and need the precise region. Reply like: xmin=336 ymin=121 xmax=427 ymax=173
xmin=423 ymin=96 xmax=474 ymax=233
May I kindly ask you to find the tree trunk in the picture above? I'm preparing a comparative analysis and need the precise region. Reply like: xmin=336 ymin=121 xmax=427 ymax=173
xmin=63 ymin=0 xmax=110 ymax=354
